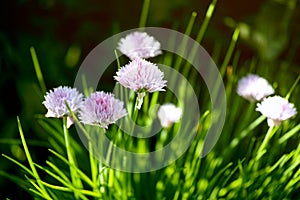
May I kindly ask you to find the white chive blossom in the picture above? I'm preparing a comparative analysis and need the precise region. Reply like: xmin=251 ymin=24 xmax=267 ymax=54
xmin=256 ymin=96 xmax=297 ymax=126
xmin=79 ymin=91 xmax=127 ymax=129
xmin=114 ymin=58 xmax=166 ymax=93
xmin=237 ymin=74 xmax=274 ymax=102
xmin=158 ymin=103 xmax=182 ymax=128
xmin=43 ymin=86 xmax=83 ymax=127
xmin=114 ymin=58 xmax=167 ymax=109
xmin=117 ymin=31 xmax=162 ymax=60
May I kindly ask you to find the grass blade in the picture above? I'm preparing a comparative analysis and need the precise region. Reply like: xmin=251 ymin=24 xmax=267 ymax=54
xmin=2 ymin=154 xmax=34 ymax=176
xmin=139 ymin=0 xmax=151 ymax=28
xmin=48 ymin=149 xmax=94 ymax=188
xmin=17 ymin=116 xmax=51 ymax=199
xmin=30 ymin=46 xmax=47 ymax=94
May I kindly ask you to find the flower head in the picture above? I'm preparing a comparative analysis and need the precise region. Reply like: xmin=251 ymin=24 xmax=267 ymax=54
xmin=256 ymin=96 xmax=297 ymax=126
xmin=114 ymin=58 xmax=166 ymax=93
xmin=79 ymin=91 xmax=127 ymax=128
xmin=237 ymin=74 xmax=274 ymax=102
xmin=43 ymin=86 xmax=83 ymax=127
xmin=158 ymin=103 xmax=182 ymax=128
xmin=117 ymin=31 xmax=162 ymax=60
xmin=114 ymin=58 xmax=167 ymax=109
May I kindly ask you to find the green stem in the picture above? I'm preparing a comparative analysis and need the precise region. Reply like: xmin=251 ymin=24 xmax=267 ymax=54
xmin=17 ymin=117 xmax=51 ymax=199
xmin=105 ymin=135 xmax=114 ymax=200
xmin=181 ymin=0 xmax=218 ymax=77
xmin=114 ymin=49 xmax=121 ymax=69
xmin=173 ymin=11 xmax=198 ymax=71
xmin=63 ymin=117 xmax=80 ymax=199
xmin=95 ymin=128 xmax=109 ymax=198
xmin=139 ymin=0 xmax=151 ymax=28
xmin=136 ymin=92 xmax=146 ymax=110
xmin=81 ymin=74 xmax=92 ymax=97
xmin=65 ymin=101 xmax=91 ymax=141
xmin=30 ymin=47 xmax=47 ymax=94
xmin=105 ymin=141 xmax=113 ymax=166
xmin=229 ymin=115 xmax=266 ymax=149
xmin=222 ymin=115 xmax=265 ymax=162
xmin=285 ymin=74 xmax=300 ymax=100
xmin=256 ymin=126 xmax=278 ymax=161
xmin=89 ymin=141 xmax=99 ymax=194
xmin=220 ymin=28 xmax=240 ymax=76
xmin=278 ymin=123 xmax=300 ymax=144
xmin=196 ymin=0 xmax=217 ymax=44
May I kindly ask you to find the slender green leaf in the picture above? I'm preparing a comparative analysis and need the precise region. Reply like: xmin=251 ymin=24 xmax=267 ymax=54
xmin=30 ymin=46 xmax=47 ymax=94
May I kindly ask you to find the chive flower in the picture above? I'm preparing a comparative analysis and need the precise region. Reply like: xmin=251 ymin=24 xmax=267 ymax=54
xmin=117 ymin=31 xmax=162 ymax=60
xmin=157 ymin=103 xmax=182 ymax=128
xmin=237 ymin=74 xmax=274 ymax=102
xmin=256 ymin=96 xmax=297 ymax=126
xmin=114 ymin=58 xmax=167 ymax=109
xmin=43 ymin=86 xmax=83 ymax=128
xmin=79 ymin=91 xmax=127 ymax=129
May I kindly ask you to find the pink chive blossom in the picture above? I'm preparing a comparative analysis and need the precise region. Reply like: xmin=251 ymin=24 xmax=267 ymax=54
xmin=43 ymin=86 xmax=83 ymax=128
xmin=114 ymin=58 xmax=167 ymax=109
xmin=158 ymin=104 xmax=182 ymax=128
xmin=256 ymin=96 xmax=297 ymax=127
xmin=117 ymin=31 xmax=162 ymax=60
xmin=79 ymin=91 xmax=127 ymax=129
xmin=237 ymin=74 xmax=274 ymax=102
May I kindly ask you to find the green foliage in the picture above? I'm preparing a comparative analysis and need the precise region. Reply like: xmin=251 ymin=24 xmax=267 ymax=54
xmin=1 ymin=0 xmax=300 ymax=199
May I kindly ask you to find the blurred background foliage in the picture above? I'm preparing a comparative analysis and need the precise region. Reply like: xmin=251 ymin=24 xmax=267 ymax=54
xmin=0 ymin=0 xmax=299 ymax=198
